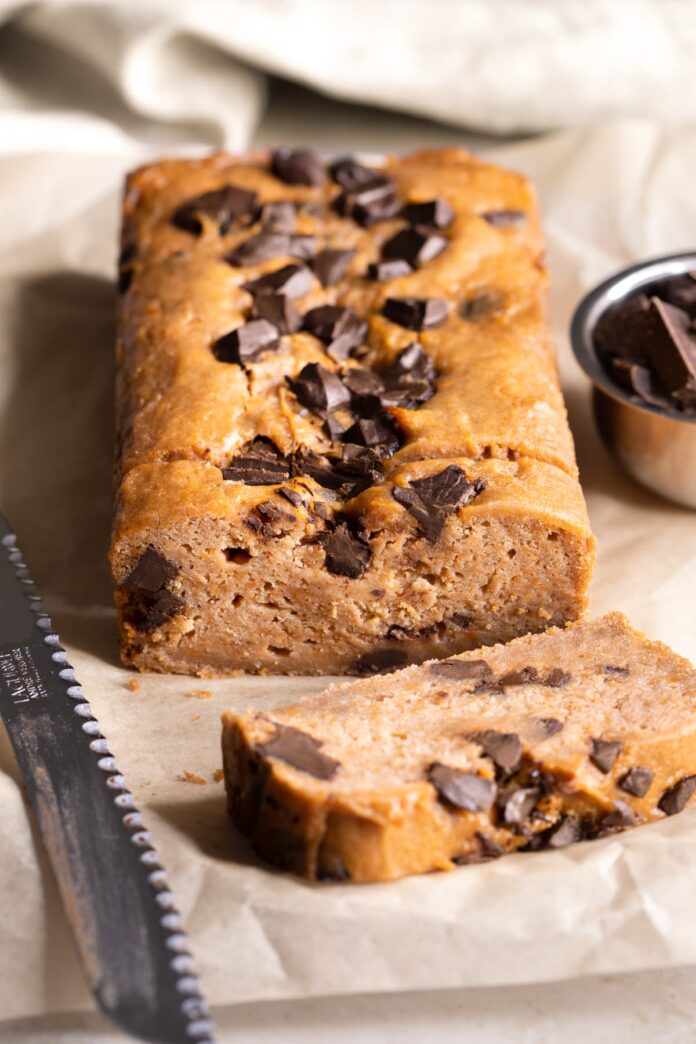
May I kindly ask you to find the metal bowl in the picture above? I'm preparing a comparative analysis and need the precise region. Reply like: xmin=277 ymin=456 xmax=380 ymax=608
xmin=570 ymin=252 xmax=696 ymax=509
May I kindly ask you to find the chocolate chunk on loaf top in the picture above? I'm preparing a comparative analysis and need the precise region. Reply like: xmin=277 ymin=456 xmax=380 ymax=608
xmin=223 ymin=613 xmax=696 ymax=882
xmin=111 ymin=147 xmax=594 ymax=675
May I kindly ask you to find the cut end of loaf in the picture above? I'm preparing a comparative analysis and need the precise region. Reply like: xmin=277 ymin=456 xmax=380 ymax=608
xmin=111 ymin=455 xmax=594 ymax=676
xmin=222 ymin=613 xmax=696 ymax=882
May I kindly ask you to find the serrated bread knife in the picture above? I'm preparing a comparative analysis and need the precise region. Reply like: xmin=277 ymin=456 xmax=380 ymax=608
xmin=0 ymin=516 xmax=214 ymax=1044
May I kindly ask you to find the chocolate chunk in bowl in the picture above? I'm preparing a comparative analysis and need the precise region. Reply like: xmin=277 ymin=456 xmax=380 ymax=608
xmin=571 ymin=251 xmax=696 ymax=508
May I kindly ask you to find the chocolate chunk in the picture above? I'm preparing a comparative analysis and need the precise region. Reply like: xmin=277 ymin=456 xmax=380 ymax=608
xmin=251 ymin=293 xmax=301 ymax=335
xmin=595 ymin=290 xmax=696 ymax=413
xmin=317 ymin=520 xmax=371 ymax=578
xmin=258 ymin=723 xmax=339 ymax=780
xmin=277 ymin=486 xmax=306 ymax=508
xmin=323 ymin=414 xmax=348 ymax=441
xmin=381 ymin=376 xmax=436 ymax=412
xmin=247 ymin=499 xmax=297 ymax=537
xmin=212 ymin=319 xmax=280 ymax=365
xmin=619 ymin=766 xmax=654 ymax=798
xmin=329 ymin=156 xmax=380 ymax=190
xmin=482 ymin=209 xmax=527 ymax=228
xmin=123 ymin=549 xmax=183 ymax=633
xmin=385 ymin=342 xmax=436 ymax=385
xmin=593 ymin=293 xmax=652 ymax=359
xmin=384 ymin=624 xmax=409 ymax=641
xmin=172 ymin=185 xmax=258 ymax=235
xmin=303 ymin=304 xmax=357 ymax=342
xmin=335 ymin=175 xmax=400 ymax=227
xmin=385 ymin=622 xmax=439 ymax=642
xmin=609 ymin=358 xmax=671 ymax=409
xmin=287 ymin=235 xmax=318 ymax=261
xmin=658 ymin=775 xmax=696 ymax=815
xmin=270 ymin=148 xmax=325 ymax=187
xmin=499 ymin=666 xmax=540 ymax=686
xmin=147 ymin=590 xmax=183 ymax=621
xmin=303 ymin=305 xmax=369 ymax=361
xmin=645 ymin=297 xmax=696 ymax=406
xmin=343 ymin=415 xmax=401 ymax=456
xmin=256 ymin=499 xmax=294 ymax=523
xmin=429 ymin=658 xmax=493 ymax=681
xmin=225 ymin=232 xmax=315 ymax=266
xmin=471 ymin=730 xmax=522 ymax=774
xmin=383 ymin=296 xmax=448 ymax=331
xmin=367 ymin=259 xmax=413 ymax=282
xmin=459 ymin=290 xmax=505 ymax=320
xmin=312 ymin=248 xmax=356 ymax=287
xmin=222 ymin=437 xmax=291 ymax=485
xmin=546 ymin=815 xmax=582 ymax=849
xmin=355 ymin=648 xmax=408 ymax=674
xmin=225 ymin=232 xmax=292 ymax=267
xmin=597 ymin=800 xmax=636 ymax=834
xmin=545 ymin=668 xmax=572 ymax=688
xmin=287 ymin=363 xmax=351 ymax=413
xmin=589 ymin=738 xmax=623 ymax=774
xmin=428 ymin=763 xmax=496 ymax=812
xmin=342 ymin=368 xmax=385 ymax=399
xmin=260 ymin=200 xmax=296 ymax=232
xmin=450 ymin=612 xmax=473 ymax=629
xmin=661 ymin=272 xmax=696 ymax=317
xmin=343 ymin=391 xmax=383 ymax=421
xmin=499 ymin=785 xmax=540 ymax=825
xmin=476 ymin=831 xmax=505 ymax=860
xmin=311 ymin=501 xmax=332 ymax=520
xmin=402 ymin=199 xmax=455 ymax=230
xmin=124 ymin=548 xmax=178 ymax=594
xmin=243 ymin=263 xmax=314 ymax=299
xmin=381 ymin=228 xmax=448 ymax=268
xmin=125 ymin=588 xmax=184 ymax=633
xmin=538 ymin=717 xmax=564 ymax=737
xmin=603 ymin=664 xmax=630 ymax=676
xmin=392 ymin=465 xmax=485 ymax=542
xmin=379 ymin=343 xmax=438 ymax=408
xmin=334 ymin=446 xmax=385 ymax=498
xmin=292 ymin=446 xmax=383 ymax=498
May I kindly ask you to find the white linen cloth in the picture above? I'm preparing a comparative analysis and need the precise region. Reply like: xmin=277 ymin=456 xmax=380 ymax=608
xmin=1 ymin=0 xmax=696 ymax=151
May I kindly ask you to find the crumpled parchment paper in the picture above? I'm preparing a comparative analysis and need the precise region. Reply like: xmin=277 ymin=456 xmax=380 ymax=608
xmin=0 ymin=119 xmax=695 ymax=1025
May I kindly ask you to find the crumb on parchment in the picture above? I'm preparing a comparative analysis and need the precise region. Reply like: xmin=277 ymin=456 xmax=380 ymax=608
xmin=213 ymin=768 xmax=224 ymax=783
xmin=182 ymin=770 xmax=207 ymax=785
xmin=126 ymin=678 xmax=140 ymax=692
xmin=191 ymin=714 xmax=201 ymax=722
xmin=189 ymin=689 xmax=214 ymax=699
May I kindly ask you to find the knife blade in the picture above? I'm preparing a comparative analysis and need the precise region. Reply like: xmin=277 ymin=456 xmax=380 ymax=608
xmin=0 ymin=515 xmax=214 ymax=1044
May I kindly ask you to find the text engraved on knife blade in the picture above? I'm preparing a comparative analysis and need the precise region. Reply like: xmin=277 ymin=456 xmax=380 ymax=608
xmin=0 ymin=645 xmax=49 ymax=705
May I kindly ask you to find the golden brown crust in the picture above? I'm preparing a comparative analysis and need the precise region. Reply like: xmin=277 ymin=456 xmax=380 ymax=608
xmin=111 ymin=147 xmax=594 ymax=675
xmin=223 ymin=614 xmax=696 ymax=882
